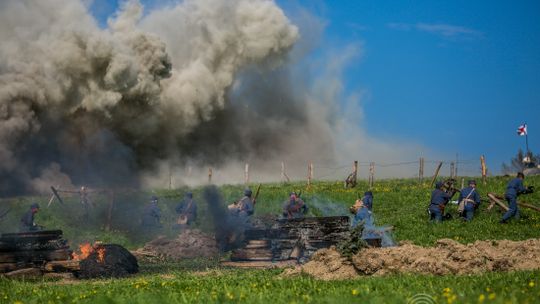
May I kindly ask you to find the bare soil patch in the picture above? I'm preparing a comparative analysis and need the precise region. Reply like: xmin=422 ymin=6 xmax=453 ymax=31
xmin=133 ymin=229 xmax=219 ymax=262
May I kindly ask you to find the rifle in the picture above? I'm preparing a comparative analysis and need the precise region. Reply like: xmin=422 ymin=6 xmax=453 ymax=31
xmin=253 ymin=184 xmax=261 ymax=205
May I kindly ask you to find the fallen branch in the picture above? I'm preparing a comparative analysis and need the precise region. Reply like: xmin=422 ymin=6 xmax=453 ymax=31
xmin=487 ymin=193 xmax=509 ymax=211
xmin=517 ymin=202 xmax=540 ymax=213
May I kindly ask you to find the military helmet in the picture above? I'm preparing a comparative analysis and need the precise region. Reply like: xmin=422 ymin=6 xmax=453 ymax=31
xmin=244 ymin=189 xmax=252 ymax=196
xmin=30 ymin=203 xmax=40 ymax=209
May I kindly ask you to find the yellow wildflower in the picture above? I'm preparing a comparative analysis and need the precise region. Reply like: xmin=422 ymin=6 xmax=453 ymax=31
xmin=488 ymin=293 xmax=496 ymax=300
xmin=351 ymin=289 xmax=359 ymax=296
xmin=529 ymin=281 xmax=535 ymax=287
xmin=478 ymin=294 xmax=485 ymax=303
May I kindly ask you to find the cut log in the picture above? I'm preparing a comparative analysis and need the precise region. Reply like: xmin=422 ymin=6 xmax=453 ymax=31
xmin=0 ymin=249 xmax=71 ymax=263
xmin=44 ymin=260 xmax=80 ymax=272
xmin=4 ymin=268 xmax=42 ymax=278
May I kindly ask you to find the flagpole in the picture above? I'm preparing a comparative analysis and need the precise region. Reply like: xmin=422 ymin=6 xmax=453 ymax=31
xmin=525 ymin=122 xmax=530 ymax=157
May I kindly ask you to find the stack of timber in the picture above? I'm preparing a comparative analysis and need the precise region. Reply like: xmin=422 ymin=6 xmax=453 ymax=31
xmin=229 ymin=216 xmax=351 ymax=264
xmin=0 ymin=230 xmax=78 ymax=278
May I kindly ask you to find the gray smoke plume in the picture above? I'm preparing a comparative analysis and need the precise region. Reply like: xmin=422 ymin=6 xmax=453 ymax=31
xmin=0 ymin=0 xmax=303 ymax=195
xmin=0 ymin=0 xmax=433 ymax=196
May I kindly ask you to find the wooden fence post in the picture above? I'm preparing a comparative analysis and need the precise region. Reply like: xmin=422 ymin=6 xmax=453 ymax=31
xmin=480 ymin=155 xmax=487 ymax=185
xmin=353 ymin=160 xmax=358 ymax=185
xmin=168 ymin=164 xmax=172 ymax=190
xmin=307 ymin=162 xmax=313 ymax=188
xmin=244 ymin=163 xmax=249 ymax=185
xmin=281 ymin=161 xmax=290 ymax=183
xmin=106 ymin=190 xmax=115 ymax=231
xmin=431 ymin=161 xmax=443 ymax=186
xmin=369 ymin=162 xmax=375 ymax=188
xmin=208 ymin=167 xmax=213 ymax=184
xmin=419 ymin=157 xmax=424 ymax=181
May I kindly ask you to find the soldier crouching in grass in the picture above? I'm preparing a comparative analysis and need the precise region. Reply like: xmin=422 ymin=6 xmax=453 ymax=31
xmin=458 ymin=180 xmax=481 ymax=221
xmin=428 ymin=182 xmax=453 ymax=222
xmin=20 ymin=203 xmax=42 ymax=232
xmin=500 ymin=172 xmax=534 ymax=224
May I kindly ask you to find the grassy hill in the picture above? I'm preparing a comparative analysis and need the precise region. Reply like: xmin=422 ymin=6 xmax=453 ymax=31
xmin=2 ymin=175 xmax=539 ymax=248
xmin=1 ymin=176 xmax=540 ymax=303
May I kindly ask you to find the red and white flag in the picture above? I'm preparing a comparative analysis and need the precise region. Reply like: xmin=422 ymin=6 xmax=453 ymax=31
xmin=517 ymin=124 xmax=527 ymax=136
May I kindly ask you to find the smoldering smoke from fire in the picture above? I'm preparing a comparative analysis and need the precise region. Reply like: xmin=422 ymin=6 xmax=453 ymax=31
xmin=0 ymin=0 xmax=428 ymax=196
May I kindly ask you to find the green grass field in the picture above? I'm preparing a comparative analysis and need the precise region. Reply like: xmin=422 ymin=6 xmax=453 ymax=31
xmin=1 ymin=176 xmax=540 ymax=303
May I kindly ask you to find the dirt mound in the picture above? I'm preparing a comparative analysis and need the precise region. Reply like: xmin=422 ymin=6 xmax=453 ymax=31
xmin=133 ymin=229 xmax=219 ymax=261
xmin=353 ymin=238 xmax=540 ymax=276
xmin=285 ymin=238 xmax=540 ymax=279
xmin=282 ymin=247 xmax=358 ymax=280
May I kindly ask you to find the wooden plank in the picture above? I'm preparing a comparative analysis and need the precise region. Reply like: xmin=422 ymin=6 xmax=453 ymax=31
xmin=0 ymin=249 xmax=72 ymax=263
xmin=0 ymin=239 xmax=68 ymax=252
xmin=0 ymin=263 xmax=19 ymax=273
xmin=44 ymin=260 xmax=80 ymax=272
xmin=1 ymin=230 xmax=62 ymax=239
xmin=221 ymin=260 xmax=297 ymax=269
xmin=4 ymin=268 xmax=42 ymax=278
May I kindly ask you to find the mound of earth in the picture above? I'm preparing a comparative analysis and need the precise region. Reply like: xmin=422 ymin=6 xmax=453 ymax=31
xmin=133 ymin=229 xmax=219 ymax=261
xmin=285 ymin=238 xmax=540 ymax=279
xmin=281 ymin=247 xmax=358 ymax=280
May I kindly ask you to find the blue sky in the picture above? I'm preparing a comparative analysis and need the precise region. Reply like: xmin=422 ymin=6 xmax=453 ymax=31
xmin=89 ymin=0 xmax=540 ymax=173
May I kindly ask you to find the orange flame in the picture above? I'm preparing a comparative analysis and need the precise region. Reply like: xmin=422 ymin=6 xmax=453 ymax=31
xmin=72 ymin=243 xmax=93 ymax=261
xmin=97 ymin=247 xmax=106 ymax=263
xmin=72 ymin=242 xmax=106 ymax=263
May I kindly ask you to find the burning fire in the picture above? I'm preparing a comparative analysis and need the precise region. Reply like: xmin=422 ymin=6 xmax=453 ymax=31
xmin=72 ymin=242 xmax=106 ymax=263
xmin=97 ymin=247 xmax=106 ymax=263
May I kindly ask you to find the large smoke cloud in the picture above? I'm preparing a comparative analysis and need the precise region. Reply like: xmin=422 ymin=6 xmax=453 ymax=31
xmin=0 ymin=0 xmax=430 ymax=195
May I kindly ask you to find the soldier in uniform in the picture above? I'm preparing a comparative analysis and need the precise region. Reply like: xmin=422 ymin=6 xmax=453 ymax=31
xmin=20 ymin=203 xmax=41 ymax=232
xmin=175 ymin=192 xmax=197 ymax=226
xmin=362 ymin=191 xmax=374 ymax=211
xmin=428 ymin=182 xmax=453 ymax=222
xmin=351 ymin=199 xmax=373 ymax=227
xmin=500 ymin=172 xmax=534 ymax=223
xmin=141 ymin=196 xmax=161 ymax=230
xmin=458 ymin=180 xmax=481 ymax=221
xmin=229 ymin=189 xmax=255 ymax=218
xmin=282 ymin=192 xmax=308 ymax=219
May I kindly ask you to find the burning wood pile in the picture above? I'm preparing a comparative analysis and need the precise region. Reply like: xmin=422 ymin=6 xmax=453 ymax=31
xmin=0 ymin=230 xmax=138 ymax=279
xmin=224 ymin=216 xmax=352 ymax=267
